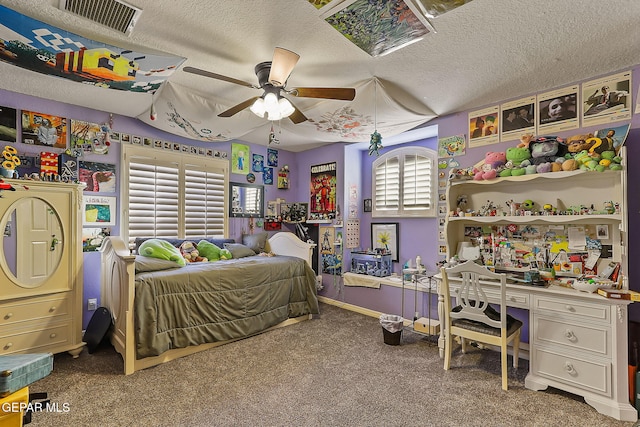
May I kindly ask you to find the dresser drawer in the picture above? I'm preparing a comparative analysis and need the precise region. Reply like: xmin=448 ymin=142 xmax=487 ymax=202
xmin=0 ymin=295 xmax=70 ymax=326
xmin=534 ymin=296 xmax=609 ymax=322
xmin=534 ymin=315 xmax=610 ymax=357
xmin=533 ymin=347 xmax=611 ymax=397
xmin=451 ymin=286 xmax=529 ymax=309
xmin=0 ymin=323 xmax=72 ymax=355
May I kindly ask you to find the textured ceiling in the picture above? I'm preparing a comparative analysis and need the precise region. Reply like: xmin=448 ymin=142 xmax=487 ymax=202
xmin=0 ymin=0 xmax=639 ymax=151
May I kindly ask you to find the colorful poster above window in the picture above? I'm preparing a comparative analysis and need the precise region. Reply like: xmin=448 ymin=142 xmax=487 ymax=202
xmin=82 ymin=195 xmax=116 ymax=226
xmin=263 ymin=167 xmax=273 ymax=185
xmin=79 ymin=161 xmax=117 ymax=193
xmin=323 ymin=0 xmax=433 ymax=57
xmin=581 ymin=70 xmax=632 ymax=128
xmin=310 ymin=162 xmax=337 ymax=221
xmin=0 ymin=106 xmax=17 ymax=142
xmin=437 ymin=135 xmax=466 ymax=157
xmin=0 ymin=5 xmax=185 ymax=93
xmin=21 ymin=110 xmax=67 ymax=149
xmin=231 ymin=143 xmax=250 ymax=174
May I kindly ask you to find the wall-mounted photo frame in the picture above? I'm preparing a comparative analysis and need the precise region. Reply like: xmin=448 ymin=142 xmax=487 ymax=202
xmin=363 ymin=198 xmax=372 ymax=212
xmin=82 ymin=195 xmax=116 ymax=226
xmin=371 ymin=222 xmax=399 ymax=262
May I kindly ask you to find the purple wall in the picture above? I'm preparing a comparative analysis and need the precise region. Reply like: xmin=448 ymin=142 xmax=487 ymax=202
xmin=3 ymin=63 xmax=640 ymax=331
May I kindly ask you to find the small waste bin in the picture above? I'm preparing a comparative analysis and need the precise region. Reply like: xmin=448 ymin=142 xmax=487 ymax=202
xmin=380 ymin=314 xmax=404 ymax=345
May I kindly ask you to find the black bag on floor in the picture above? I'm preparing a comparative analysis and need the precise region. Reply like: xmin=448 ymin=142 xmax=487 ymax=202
xmin=83 ymin=307 xmax=112 ymax=354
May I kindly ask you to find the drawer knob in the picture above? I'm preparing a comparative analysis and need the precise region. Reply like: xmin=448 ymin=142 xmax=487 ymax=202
xmin=3 ymin=312 xmax=13 ymax=320
xmin=49 ymin=306 xmax=56 ymax=312
xmin=564 ymin=329 xmax=577 ymax=341
xmin=565 ymin=361 xmax=577 ymax=375
xmin=3 ymin=342 xmax=12 ymax=349
xmin=564 ymin=305 xmax=575 ymax=312
xmin=49 ymin=333 xmax=57 ymax=339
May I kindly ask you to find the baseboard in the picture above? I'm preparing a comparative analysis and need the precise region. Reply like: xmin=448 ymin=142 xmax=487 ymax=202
xmin=317 ymin=296 xmax=530 ymax=360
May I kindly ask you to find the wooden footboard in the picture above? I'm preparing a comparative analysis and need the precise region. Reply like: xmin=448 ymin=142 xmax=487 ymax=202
xmin=99 ymin=232 xmax=315 ymax=375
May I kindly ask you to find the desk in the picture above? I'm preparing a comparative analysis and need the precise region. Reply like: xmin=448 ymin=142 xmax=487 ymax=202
xmin=435 ymin=274 xmax=636 ymax=422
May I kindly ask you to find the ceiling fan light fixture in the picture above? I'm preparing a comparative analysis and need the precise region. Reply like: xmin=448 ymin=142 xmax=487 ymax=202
xmin=278 ymin=97 xmax=295 ymax=118
xmin=249 ymin=97 xmax=266 ymax=118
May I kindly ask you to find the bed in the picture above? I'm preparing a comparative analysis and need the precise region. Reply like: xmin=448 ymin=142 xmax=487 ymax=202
xmin=99 ymin=232 xmax=319 ymax=375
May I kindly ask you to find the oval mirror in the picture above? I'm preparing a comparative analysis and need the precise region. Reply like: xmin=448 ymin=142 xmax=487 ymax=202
xmin=1 ymin=197 xmax=64 ymax=288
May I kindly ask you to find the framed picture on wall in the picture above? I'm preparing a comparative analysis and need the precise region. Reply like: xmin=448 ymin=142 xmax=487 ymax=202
xmin=371 ymin=222 xmax=399 ymax=262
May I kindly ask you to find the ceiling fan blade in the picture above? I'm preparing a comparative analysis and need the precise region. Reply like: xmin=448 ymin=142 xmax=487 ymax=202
xmin=288 ymin=103 xmax=308 ymax=124
xmin=268 ymin=47 xmax=300 ymax=87
xmin=183 ymin=66 xmax=257 ymax=89
xmin=218 ymin=96 xmax=260 ymax=117
xmin=290 ymin=87 xmax=356 ymax=101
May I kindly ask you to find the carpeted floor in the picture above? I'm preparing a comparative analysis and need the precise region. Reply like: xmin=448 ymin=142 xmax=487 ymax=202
xmin=26 ymin=302 xmax=637 ymax=426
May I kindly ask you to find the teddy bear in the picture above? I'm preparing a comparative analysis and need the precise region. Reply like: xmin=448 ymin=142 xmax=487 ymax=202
xmin=179 ymin=241 xmax=208 ymax=263
xmin=474 ymin=151 xmax=505 ymax=180
xmin=517 ymin=133 xmax=535 ymax=149
xmin=565 ymin=133 xmax=595 ymax=154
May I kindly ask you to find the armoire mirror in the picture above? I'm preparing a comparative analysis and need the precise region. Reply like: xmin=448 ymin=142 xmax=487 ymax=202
xmin=229 ymin=182 xmax=264 ymax=218
xmin=1 ymin=197 xmax=64 ymax=288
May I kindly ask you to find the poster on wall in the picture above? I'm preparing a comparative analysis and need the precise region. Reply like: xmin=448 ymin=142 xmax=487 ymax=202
xmin=267 ymin=148 xmax=278 ymax=167
xmin=581 ymin=70 xmax=632 ymax=127
xmin=0 ymin=106 xmax=17 ymax=142
xmin=309 ymin=162 xmax=337 ymax=221
xmin=468 ymin=105 xmax=499 ymax=148
xmin=594 ymin=123 xmax=630 ymax=155
xmin=82 ymin=195 xmax=116 ymax=226
xmin=79 ymin=161 xmax=117 ymax=193
xmin=319 ymin=225 xmax=342 ymax=275
xmin=537 ymin=85 xmax=579 ymax=134
xmin=70 ymin=119 xmax=110 ymax=154
xmin=82 ymin=227 xmax=111 ymax=252
xmin=21 ymin=110 xmax=67 ymax=149
xmin=437 ymin=134 xmax=466 ymax=157
xmin=500 ymin=95 xmax=536 ymax=142
xmin=231 ymin=143 xmax=250 ymax=174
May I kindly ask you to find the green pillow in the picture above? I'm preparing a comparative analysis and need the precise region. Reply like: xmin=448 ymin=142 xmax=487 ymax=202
xmin=138 ymin=239 xmax=186 ymax=267
xmin=197 ymin=240 xmax=222 ymax=261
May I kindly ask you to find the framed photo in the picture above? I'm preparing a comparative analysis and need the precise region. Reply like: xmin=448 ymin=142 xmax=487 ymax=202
xmin=596 ymin=225 xmax=609 ymax=240
xmin=82 ymin=195 xmax=116 ymax=226
xmin=371 ymin=222 xmax=399 ymax=262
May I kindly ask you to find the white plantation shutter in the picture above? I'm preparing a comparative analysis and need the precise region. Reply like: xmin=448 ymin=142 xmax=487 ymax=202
xmin=123 ymin=144 xmax=229 ymax=247
xmin=372 ymin=147 xmax=436 ymax=218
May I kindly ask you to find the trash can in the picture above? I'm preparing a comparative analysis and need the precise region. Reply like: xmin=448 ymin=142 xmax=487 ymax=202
xmin=380 ymin=314 xmax=404 ymax=345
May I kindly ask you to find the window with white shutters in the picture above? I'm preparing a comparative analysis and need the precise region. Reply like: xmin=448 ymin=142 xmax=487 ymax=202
xmin=122 ymin=144 xmax=229 ymax=247
xmin=372 ymin=146 xmax=436 ymax=218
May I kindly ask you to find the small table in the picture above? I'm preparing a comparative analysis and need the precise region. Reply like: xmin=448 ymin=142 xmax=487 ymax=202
xmin=401 ymin=269 xmax=439 ymax=338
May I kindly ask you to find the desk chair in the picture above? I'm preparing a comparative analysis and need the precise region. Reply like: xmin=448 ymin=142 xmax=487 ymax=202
xmin=440 ymin=260 xmax=523 ymax=390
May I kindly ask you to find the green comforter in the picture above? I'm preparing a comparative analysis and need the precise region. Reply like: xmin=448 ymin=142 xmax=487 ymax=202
xmin=134 ymin=255 xmax=319 ymax=358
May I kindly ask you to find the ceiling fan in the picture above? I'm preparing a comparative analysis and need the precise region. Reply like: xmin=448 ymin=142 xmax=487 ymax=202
xmin=183 ymin=47 xmax=356 ymax=124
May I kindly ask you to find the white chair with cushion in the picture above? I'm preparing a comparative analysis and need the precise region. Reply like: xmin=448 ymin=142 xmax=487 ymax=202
xmin=440 ymin=260 xmax=523 ymax=390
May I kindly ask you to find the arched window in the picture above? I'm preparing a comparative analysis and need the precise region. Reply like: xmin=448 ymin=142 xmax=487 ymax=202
xmin=372 ymin=146 xmax=437 ymax=218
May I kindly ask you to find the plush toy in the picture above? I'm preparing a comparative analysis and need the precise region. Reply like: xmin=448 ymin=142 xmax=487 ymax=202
xmin=529 ymin=136 xmax=565 ymax=172
xmin=179 ymin=241 xmax=208 ymax=263
xmin=474 ymin=151 xmax=505 ymax=180
xmin=517 ymin=133 xmax=535 ymax=149
xmin=500 ymin=146 xmax=531 ymax=177
xmin=565 ymin=133 xmax=594 ymax=154
xmin=601 ymin=151 xmax=623 ymax=170
xmin=138 ymin=239 xmax=186 ymax=266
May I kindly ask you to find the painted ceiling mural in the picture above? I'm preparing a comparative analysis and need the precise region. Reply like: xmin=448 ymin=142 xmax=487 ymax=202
xmin=0 ymin=5 xmax=185 ymax=93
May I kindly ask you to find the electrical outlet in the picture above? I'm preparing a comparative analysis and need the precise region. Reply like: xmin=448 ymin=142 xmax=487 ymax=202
xmin=87 ymin=298 xmax=98 ymax=311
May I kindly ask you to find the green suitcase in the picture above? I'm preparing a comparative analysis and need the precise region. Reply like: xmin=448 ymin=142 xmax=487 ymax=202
xmin=0 ymin=353 xmax=53 ymax=397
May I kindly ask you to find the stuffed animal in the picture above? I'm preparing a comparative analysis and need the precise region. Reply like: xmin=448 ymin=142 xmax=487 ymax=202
xmin=565 ymin=133 xmax=594 ymax=154
xmin=500 ymin=147 xmax=531 ymax=177
xmin=474 ymin=151 xmax=505 ymax=180
xmin=529 ymin=136 xmax=565 ymax=172
xmin=179 ymin=241 xmax=208 ymax=263
xmin=517 ymin=133 xmax=535 ymax=149
xmin=138 ymin=239 xmax=186 ymax=266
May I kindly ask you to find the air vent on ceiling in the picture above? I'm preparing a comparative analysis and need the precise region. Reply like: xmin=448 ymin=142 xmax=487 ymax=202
xmin=58 ymin=0 xmax=142 ymax=35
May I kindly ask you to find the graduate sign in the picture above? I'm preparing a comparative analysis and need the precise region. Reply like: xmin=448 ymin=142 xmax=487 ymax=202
xmin=309 ymin=162 xmax=337 ymax=221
